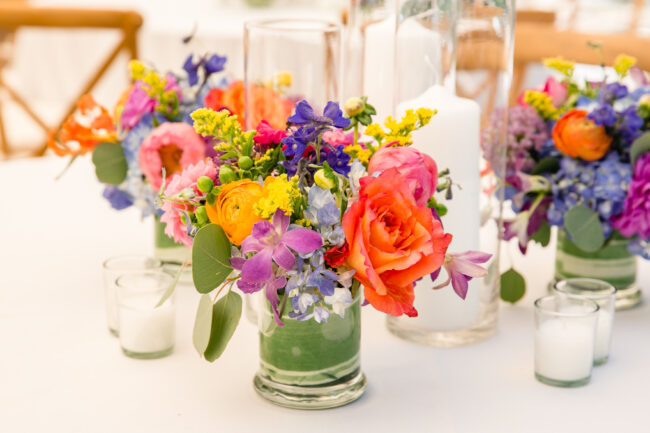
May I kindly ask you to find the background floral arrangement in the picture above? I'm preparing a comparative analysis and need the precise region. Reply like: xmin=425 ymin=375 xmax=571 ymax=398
xmin=48 ymin=53 xmax=294 ymax=226
xmin=483 ymin=54 xmax=650 ymax=301
xmin=158 ymin=97 xmax=491 ymax=361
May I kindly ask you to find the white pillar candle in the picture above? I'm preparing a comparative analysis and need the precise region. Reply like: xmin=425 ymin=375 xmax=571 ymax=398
xmin=363 ymin=17 xmax=395 ymax=121
xmin=118 ymin=294 xmax=175 ymax=355
xmin=594 ymin=309 xmax=614 ymax=362
xmin=395 ymin=85 xmax=482 ymax=330
xmin=535 ymin=318 xmax=595 ymax=382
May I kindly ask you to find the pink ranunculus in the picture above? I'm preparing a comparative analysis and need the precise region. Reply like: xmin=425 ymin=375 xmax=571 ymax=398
xmin=138 ymin=122 xmax=206 ymax=190
xmin=322 ymin=129 xmax=355 ymax=146
xmin=253 ymin=120 xmax=289 ymax=149
xmin=367 ymin=146 xmax=438 ymax=206
xmin=160 ymin=159 xmax=217 ymax=246
xmin=542 ymin=76 xmax=568 ymax=107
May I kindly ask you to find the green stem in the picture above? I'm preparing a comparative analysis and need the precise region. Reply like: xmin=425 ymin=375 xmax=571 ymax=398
xmin=353 ymin=124 xmax=359 ymax=147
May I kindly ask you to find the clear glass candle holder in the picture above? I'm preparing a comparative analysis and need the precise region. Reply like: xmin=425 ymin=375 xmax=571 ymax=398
xmin=534 ymin=295 xmax=599 ymax=387
xmin=102 ymin=255 xmax=163 ymax=337
xmin=553 ymin=278 xmax=616 ymax=366
xmin=116 ymin=271 xmax=175 ymax=359
xmin=244 ymin=18 xmax=342 ymax=129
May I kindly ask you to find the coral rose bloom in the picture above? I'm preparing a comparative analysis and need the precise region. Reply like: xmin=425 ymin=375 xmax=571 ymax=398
xmin=553 ymin=109 xmax=612 ymax=161
xmin=205 ymin=80 xmax=294 ymax=130
xmin=206 ymin=179 xmax=264 ymax=245
xmin=342 ymin=169 xmax=452 ymax=317
xmin=139 ymin=122 xmax=206 ymax=190
xmin=368 ymin=146 xmax=438 ymax=206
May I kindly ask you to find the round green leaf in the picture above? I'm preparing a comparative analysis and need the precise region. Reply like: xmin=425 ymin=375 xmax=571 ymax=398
xmin=563 ymin=205 xmax=605 ymax=252
xmin=531 ymin=157 xmax=560 ymax=175
xmin=500 ymin=268 xmax=525 ymax=303
xmin=204 ymin=291 xmax=242 ymax=362
xmin=630 ymin=132 xmax=650 ymax=165
xmin=91 ymin=142 xmax=127 ymax=185
xmin=193 ymin=294 xmax=213 ymax=355
xmin=192 ymin=224 xmax=233 ymax=294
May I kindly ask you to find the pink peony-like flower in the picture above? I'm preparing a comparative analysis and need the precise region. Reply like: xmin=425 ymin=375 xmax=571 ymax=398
xmin=160 ymin=159 xmax=218 ymax=246
xmin=322 ymin=129 xmax=355 ymax=146
xmin=367 ymin=146 xmax=438 ymax=206
xmin=612 ymin=153 xmax=650 ymax=239
xmin=139 ymin=122 xmax=206 ymax=190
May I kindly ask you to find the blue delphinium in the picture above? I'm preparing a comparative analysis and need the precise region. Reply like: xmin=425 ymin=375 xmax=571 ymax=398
xmin=183 ymin=53 xmax=226 ymax=86
xmin=103 ymin=186 xmax=133 ymax=210
xmin=547 ymin=152 xmax=631 ymax=237
xmin=324 ymin=145 xmax=351 ymax=176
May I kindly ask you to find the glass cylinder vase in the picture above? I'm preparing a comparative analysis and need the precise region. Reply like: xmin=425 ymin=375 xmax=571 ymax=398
xmin=554 ymin=230 xmax=641 ymax=310
xmin=253 ymin=290 xmax=366 ymax=409
xmin=244 ymin=19 xmax=342 ymax=129
xmin=386 ymin=0 xmax=513 ymax=347
xmin=153 ymin=215 xmax=191 ymax=266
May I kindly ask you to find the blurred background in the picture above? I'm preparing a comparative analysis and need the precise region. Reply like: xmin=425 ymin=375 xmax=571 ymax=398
xmin=1 ymin=0 xmax=649 ymax=159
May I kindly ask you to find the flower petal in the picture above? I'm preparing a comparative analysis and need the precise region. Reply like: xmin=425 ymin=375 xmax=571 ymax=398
xmin=241 ymin=248 xmax=272 ymax=283
xmin=272 ymin=208 xmax=289 ymax=235
xmin=282 ymin=228 xmax=323 ymax=254
xmin=273 ymin=244 xmax=296 ymax=270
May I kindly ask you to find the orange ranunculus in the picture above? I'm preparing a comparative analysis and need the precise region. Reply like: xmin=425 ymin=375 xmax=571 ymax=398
xmin=553 ymin=109 xmax=612 ymax=161
xmin=48 ymin=95 xmax=117 ymax=157
xmin=342 ymin=168 xmax=452 ymax=317
xmin=204 ymin=80 xmax=294 ymax=130
xmin=206 ymin=179 xmax=264 ymax=245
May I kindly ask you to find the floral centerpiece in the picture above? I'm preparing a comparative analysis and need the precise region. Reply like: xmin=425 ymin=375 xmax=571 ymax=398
xmin=483 ymin=54 xmax=648 ymax=307
xmin=158 ymin=97 xmax=490 ymax=408
xmin=48 ymin=53 xmax=295 ymax=264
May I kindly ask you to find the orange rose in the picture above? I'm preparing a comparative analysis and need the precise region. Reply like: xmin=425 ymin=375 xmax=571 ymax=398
xmin=342 ymin=169 xmax=452 ymax=317
xmin=204 ymin=80 xmax=294 ymax=130
xmin=553 ymin=109 xmax=612 ymax=161
xmin=206 ymin=179 xmax=264 ymax=245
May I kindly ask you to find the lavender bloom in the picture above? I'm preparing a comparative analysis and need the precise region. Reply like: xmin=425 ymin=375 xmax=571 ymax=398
xmin=599 ymin=82 xmax=629 ymax=103
xmin=588 ymin=104 xmax=617 ymax=127
xmin=432 ymin=251 xmax=491 ymax=299
xmin=103 ymin=186 xmax=133 ymax=210
xmin=236 ymin=209 xmax=322 ymax=325
xmin=304 ymin=186 xmax=340 ymax=227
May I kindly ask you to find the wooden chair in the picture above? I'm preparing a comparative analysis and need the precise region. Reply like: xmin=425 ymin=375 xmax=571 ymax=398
xmin=512 ymin=2 xmax=650 ymax=104
xmin=0 ymin=4 xmax=142 ymax=159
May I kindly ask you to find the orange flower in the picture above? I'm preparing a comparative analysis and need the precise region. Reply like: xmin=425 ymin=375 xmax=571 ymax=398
xmin=342 ymin=169 xmax=452 ymax=317
xmin=48 ymin=95 xmax=117 ymax=157
xmin=553 ymin=109 xmax=612 ymax=161
xmin=204 ymin=80 xmax=294 ymax=130
xmin=206 ymin=179 xmax=265 ymax=245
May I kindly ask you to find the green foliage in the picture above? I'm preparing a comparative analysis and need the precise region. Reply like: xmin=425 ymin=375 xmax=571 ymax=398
xmin=204 ymin=291 xmax=242 ymax=362
xmin=531 ymin=157 xmax=560 ymax=175
xmin=564 ymin=205 xmax=605 ymax=252
xmin=500 ymin=268 xmax=526 ymax=303
xmin=192 ymin=224 xmax=233 ymax=293
xmin=91 ymin=142 xmax=127 ymax=185
xmin=193 ymin=294 xmax=213 ymax=355
xmin=530 ymin=221 xmax=551 ymax=247
xmin=630 ymin=132 xmax=650 ymax=165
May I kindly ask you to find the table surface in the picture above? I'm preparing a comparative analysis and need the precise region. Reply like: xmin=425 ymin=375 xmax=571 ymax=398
xmin=1 ymin=156 xmax=649 ymax=433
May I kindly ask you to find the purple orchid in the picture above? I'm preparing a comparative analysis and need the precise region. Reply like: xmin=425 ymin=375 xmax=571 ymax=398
xmin=232 ymin=209 xmax=323 ymax=325
xmin=121 ymin=85 xmax=156 ymax=129
xmin=431 ymin=251 xmax=492 ymax=299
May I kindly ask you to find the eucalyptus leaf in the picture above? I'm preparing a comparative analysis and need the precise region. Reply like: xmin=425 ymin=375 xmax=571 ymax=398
xmin=193 ymin=294 xmax=213 ymax=355
xmin=192 ymin=224 xmax=233 ymax=294
xmin=564 ymin=205 xmax=605 ymax=252
xmin=500 ymin=268 xmax=526 ymax=303
xmin=91 ymin=142 xmax=127 ymax=185
xmin=155 ymin=263 xmax=186 ymax=308
xmin=204 ymin=291 xmax=242 ymax=362
xmin=530 ymin=221 xmax=551 ymax=247
xmin=630 ymin=132 xmax=650 ymax=164
xmin=531 ymin=157 xmax=560 ymax=175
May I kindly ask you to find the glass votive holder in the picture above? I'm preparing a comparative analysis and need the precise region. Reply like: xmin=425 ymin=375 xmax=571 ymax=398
xmin=553 ymin=278 xmax=616 ymax=365
xmin=116 ymin=270 xmax=176 ymax=359
xmin=102 ymin=255 xmax=163 ymax=337
xmin=534 ymin=295 xmax=599 ymax=388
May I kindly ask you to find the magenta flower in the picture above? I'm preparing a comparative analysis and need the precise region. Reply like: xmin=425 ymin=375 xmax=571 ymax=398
xmin=432 ymin=251 xmax=491 ymax=299
xmin=121 ymin=85 xmax=156 ymax=130
xmin=234 ymin=209 xmax=322 ymax=325
xmin=253 ymin=120 xmax=288 ymax=149
xmin=612 ymin=153 xmax=650 ymax=239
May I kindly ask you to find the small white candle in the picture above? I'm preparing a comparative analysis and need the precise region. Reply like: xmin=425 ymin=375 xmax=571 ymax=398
xmin=395 ymin=85 xmax=482 ymax=330
xmin=118 ymin=293 xmax=175 ymax=355
xmin=535 ymin=318 xmax=595 ymax=382
xmin=594 ymin=309 xmax=613 ymax=362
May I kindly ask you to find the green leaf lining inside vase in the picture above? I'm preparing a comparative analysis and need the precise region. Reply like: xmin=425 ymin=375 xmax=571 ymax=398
xmin=563 ymin=205 xmax=605 ymax=252
xmin=91 ymin=142 xmax=127 ymax=185
xmin=192 ymin=224 xmax=232 ymax=294
xmin=204 ymin=291 xmax=242 ymax=362
xmin=500 ymin=268 xmax=525 ymax=303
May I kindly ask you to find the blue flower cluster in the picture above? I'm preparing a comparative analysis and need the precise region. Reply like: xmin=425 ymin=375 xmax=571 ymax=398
xmin=587 ymin=83 xmax=644 ymax=147
xmin=547 ymin=152 xmax=631 ymax=237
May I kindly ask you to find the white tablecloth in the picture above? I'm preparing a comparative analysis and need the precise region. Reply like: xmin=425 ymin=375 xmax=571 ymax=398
xmin=0 ymin=156 xmax=649 ymax=432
